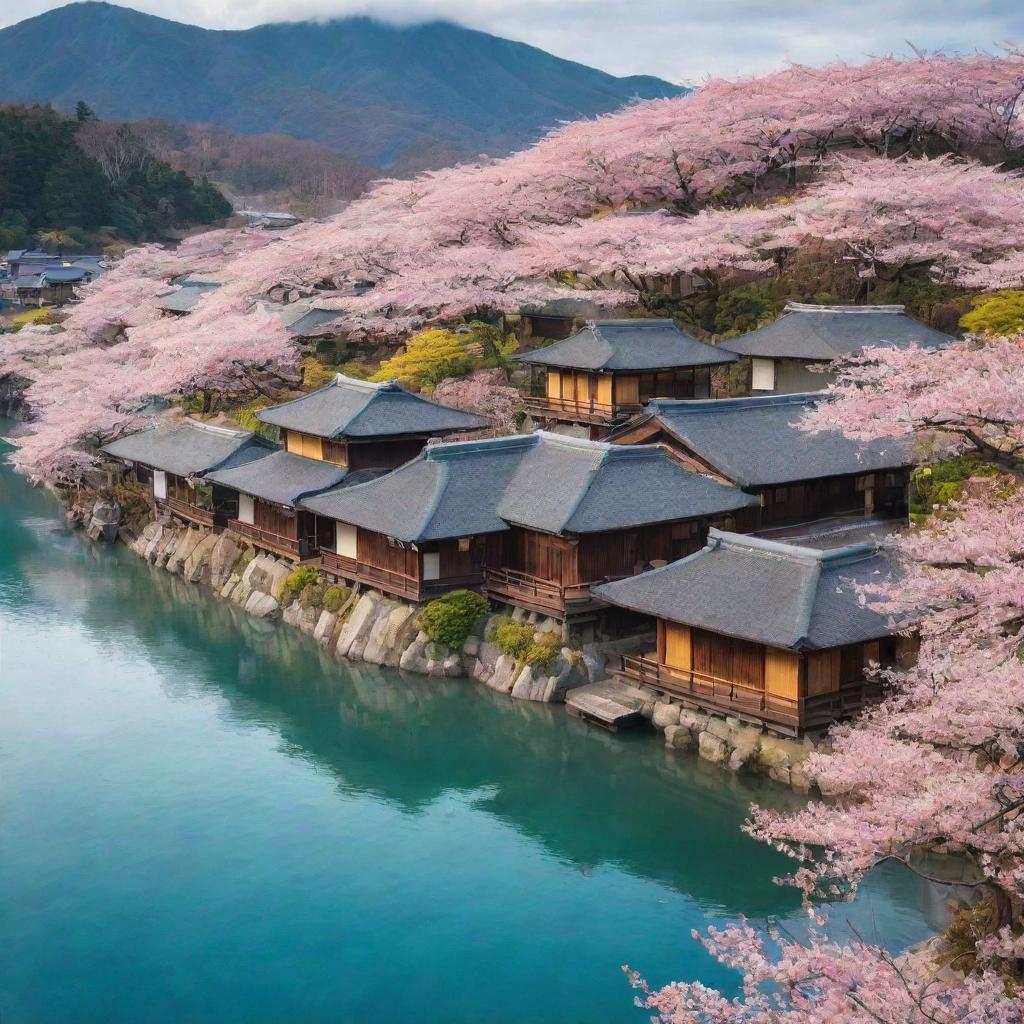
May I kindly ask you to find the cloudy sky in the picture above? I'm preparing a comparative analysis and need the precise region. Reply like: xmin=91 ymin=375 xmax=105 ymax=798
xmin=3 ymin=0 xmax=1022 ymax=82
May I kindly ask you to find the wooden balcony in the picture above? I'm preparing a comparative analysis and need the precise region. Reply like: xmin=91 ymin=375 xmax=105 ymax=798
xmin=484 ymin=567 xmax=607 ymax=616
xmin=523 ymin=395 xmax=643 ymax=426
xmin=617 ymin=654 xmax=881 ymax=737
xmin=227 ymin=519 xmax=305 ymax=561
xmin=159 ymin=496 xmax=215 ymax=530
xmin=320 ymin=549 xmax=481 ymax=603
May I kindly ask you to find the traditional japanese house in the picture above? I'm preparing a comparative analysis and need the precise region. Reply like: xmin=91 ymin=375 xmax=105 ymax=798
xmin=256 ymin=374 xmax=490 ymax=471
xmin=204 ymin=449 xmax=351 ymax=560
xmin=609 ymin=394 xmax=912 ymax=528
xmin=303 ymin=434 xmax=532 ymax=601
xmin=514 ymin=319 xmax=737 ymax=437
xmin=485 ymin=432 xmax=759 ymax=619
xmin=102 ymin=420 xmax=272 ymax=529
xmin=721 ymin=302 xmax=954 ymax=394
xmin=595 ymin=529 xmax=912 ymax=737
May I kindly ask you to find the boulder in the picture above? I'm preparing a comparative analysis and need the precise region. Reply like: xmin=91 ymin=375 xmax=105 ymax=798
xmin=142 ymin=525 xmax=166 ymax=562
xmin=183 ymin=532 xmax=218 ymax=584
xmin=482 ymin=653 xmax=519 ymax=694
xmin=462 ymin=636 xmax=480 ymax=657
xmin=727 ymin=731 xmax=761 ymax=774
xmin=313 ymin=610 xmax=338 ymax=647
xmin=265 ymin=561 xmax=293 ymax=603
xmin=335 ymin=594 xmax=380 ymax=660
xmin=209 ymin=534 xmax=241 ymax=589
xmin=166 ymin=528 xmax=203 ymax=574
xmin=652 ymin=702 xmax=681 ymax=729
xmin=677 ymin=708 xmax=710 ymax=735
xmin=698 ymin=730 xmax=732 ymax=765
xmin=510 ymin=665 xmax=554 ymax=702
xmin=153 ymin=529 xmax=180 ymax=568
xmin=399 ymin=638 xmax=429 ymax=674
xmin=364 ymin=603 xmax=418 ymax=666
xmin=131 ymin=522 xmax=160 ymax=557
xmin=664 ymin=724 xmax=696 ymax=751
xmin=245 ymin=591 xmax=280 ymax=619
xmin=220 ymin=572 xmax=241 ymax=602
xmin=86 ymin=498 xmax=120 ymax=542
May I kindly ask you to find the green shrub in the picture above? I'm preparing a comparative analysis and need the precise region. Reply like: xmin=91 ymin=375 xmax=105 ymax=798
xmin=524 ymin=632 xmax=561 ymax=673
xmin=910 ymin=457 xmax=999 ymax=517
xmin=322 ymin=585 xmax=350 ymax=613
xmin=300 ymin=582 xmax=325 ymax=610
xmin=281 ymin=565 xmax=320 ymax=606
xmin=419 ymin=590 xmax=489 ymax=648
xmin=494 ymin=619 xmax=534 ymax=661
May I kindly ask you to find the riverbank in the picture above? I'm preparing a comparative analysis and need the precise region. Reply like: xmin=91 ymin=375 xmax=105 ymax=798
xmin=107 ymin=510 xmax=824 ymax=790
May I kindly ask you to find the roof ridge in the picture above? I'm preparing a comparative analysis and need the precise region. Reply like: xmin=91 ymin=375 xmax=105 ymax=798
xmin=649 ymin=393 xmax=821 ymax=415
xmin=426 ymin=433 xmax=538 ymax=460
xmin=587 ymin=318 xmax=678 ymax=329
xmin=420 ymin=460 xmax=450 ymax=538
xmin=710 ymin=527 xmax=879 ymax=564
xmin=333 ymin=373 xmax=398 ymax=391
xmin=784 ymin=301 xmax=906 ymax=315
xmin=183 ymin=419 xmax=253 ymax=439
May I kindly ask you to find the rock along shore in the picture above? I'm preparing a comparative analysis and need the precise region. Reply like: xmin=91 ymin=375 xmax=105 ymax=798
xmin=105 ymin=512 xmax=823 ymax=791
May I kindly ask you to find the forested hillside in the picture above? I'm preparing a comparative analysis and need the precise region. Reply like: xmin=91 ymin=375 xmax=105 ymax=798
xmin=0 ymin=3 xmax=685 ymax=170
xmin=131 ymin=120 xmax=376 ymax=216
xmin=0 ymin=103 xmax=231 ymax=252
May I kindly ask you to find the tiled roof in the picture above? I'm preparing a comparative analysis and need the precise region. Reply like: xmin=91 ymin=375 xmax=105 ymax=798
xmin=721 ymin=302 xmax=954 ymax=361
xmin=594 ymin=528 xmax=896 ymax=650
xmin=614 ymin=393 xmax=911 ymax=486
xmin=205 ymin=448 xmax=349 ymax=507
xmin=257 ymin=374 xmax=489 ymax=439
xmin=302 ymin=431 xmax=756 ymax=540
xmin=513 ymin=319 xmax=737 ymax=371
xmin=101 ymin=420 xmax=272 ymax=478
xmin=302 ymin=434 xmax=534 ymax=542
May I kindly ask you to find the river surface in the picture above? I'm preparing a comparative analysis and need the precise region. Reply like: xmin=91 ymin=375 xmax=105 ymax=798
xmin=0 ymin=442 xmax=943 ymax=1023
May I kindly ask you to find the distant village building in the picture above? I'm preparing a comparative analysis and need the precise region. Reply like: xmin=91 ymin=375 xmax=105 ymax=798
xmin=2 ymin=251 xmax=105 ymax=306
xmin=513 ymin=319 xmax=736 ymax=438
xmin=721 ymin=303 xmax=954 ymax=394
xmin=595 ymin=529 xmax=913 ymax=737
xmin=157 ymin=277 xmax=222 ymax=316
xmin=609 ymin=394 xmax=912 ymax=527
xmin=102 ymin=421 xmax=272 ymax=529
xmin=256 ymin=374 xmax=489 ymax=472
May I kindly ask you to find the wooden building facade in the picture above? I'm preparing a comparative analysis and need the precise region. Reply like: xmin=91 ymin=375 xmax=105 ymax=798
xmin=514 ymin=320 xmax=736 ymax=437
xmin=596 ymin=529 xmax=913 ymax=736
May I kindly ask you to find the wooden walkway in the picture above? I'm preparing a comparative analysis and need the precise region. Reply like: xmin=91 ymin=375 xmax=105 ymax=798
xmin=565 ymin=679 xmax=654 ymax=731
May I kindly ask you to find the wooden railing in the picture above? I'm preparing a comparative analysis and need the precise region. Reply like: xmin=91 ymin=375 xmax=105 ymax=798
xmin=228 ymin=519 xmax=304 ymax=559
xmin=159 ymin=496 xmax=214 ymax=529
xmin=485 ymin=567 xmax=605 ymax=614
xmin=617 ymin=654 xmax=881 ymax=735
xmin=320 ymin=549 xmax=480 ymax=602
xmin=523 ymin=394 xmax=643 ymax=424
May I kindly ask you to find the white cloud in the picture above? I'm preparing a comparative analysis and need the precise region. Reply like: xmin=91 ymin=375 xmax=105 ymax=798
xmin=2 ymin=0 xmax=1021 ymax=81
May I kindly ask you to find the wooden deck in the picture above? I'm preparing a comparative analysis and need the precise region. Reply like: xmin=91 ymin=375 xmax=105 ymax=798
xmin=616 ymin=653 xmax=880 ymax=737
xmin=565 ymin=679 xmax=653 ymax=731
xmin=227 ymin=519 xmax=306 ymax=560
xmin=522 ymin=395 xmax=642 ymax=426
xmin=158 ymin=497 xmax=216 ymax=530
xmin=484 ymin=567 xmax=606 ymax=617
xmin=320 ymin=549 xmax=481 ymax=603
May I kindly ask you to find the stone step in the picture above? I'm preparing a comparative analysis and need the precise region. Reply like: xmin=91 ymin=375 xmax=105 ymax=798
xmin=565 ymin=678 xmax=654 ymax=731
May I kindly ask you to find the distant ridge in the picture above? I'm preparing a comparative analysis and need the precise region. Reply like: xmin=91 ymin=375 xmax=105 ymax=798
xmin=0 ymin=2 xmax=687 ymax=170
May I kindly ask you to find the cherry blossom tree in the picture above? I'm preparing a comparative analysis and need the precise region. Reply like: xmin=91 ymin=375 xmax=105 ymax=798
xmin=7 ymin=52 xmax=1024 ymax=476
xmin=629 ymin=334 xmax=1024 ymax=1022
xmin=432 ymin=368 xmax=524 ymax=434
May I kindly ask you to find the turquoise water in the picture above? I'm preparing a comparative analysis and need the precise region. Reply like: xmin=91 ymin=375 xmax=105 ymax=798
xmin=0 ymin=446 xmax=941 ymax=1023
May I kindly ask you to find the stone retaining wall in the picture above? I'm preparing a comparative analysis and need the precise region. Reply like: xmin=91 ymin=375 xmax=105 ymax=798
xmin=121 ymin=516 xmax=821 ymax=790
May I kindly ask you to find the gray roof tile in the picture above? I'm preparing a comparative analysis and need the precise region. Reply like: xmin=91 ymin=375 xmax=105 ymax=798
xmin=594 ymin=528 xmax=895 ymax=650
xmin=721 ymin=302 xmax=954 ymax=361
xmin=302 ymin=434 xmax=535 ymax=541
xmin=257 ymin=374 xmax=489 ymax=439
xmin=205 ymin=449 xmax=349 ymax=506
xmin=101 ymin=420 xmax=271 ymax=478
xmin=513 ymin=319 xmax=737 ymax=371
xmin=617 ymin=393 xmax=911 ymax=487
xmin=302 ymin=431 xmax=756 ymax=540
xmin=498 ymin=432 xmax=756 ymax=533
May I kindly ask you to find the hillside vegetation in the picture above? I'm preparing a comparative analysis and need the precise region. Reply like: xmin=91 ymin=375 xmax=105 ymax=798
xmin=0 ymin=103 xmax=231 ymax=253
xmin=0 ymin=2 xmax=686 ymax=170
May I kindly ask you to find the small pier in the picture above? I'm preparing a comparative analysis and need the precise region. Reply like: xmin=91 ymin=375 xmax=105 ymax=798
xmin=565 ymin=678 xmax=653 ymax=731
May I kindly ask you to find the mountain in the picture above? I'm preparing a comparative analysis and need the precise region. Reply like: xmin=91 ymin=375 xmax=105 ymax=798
xmin=0 ymin=3 xmax=687 ymax=170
